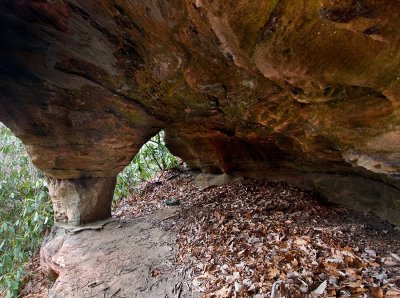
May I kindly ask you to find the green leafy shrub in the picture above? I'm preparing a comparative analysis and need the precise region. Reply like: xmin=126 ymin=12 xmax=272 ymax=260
xmin=114 ymin=131 xmax=179 ymax=200
xmin=0 ymin=124 xmax=53 ymax=297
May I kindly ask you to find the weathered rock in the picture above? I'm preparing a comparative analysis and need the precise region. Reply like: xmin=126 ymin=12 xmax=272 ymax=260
xmin=40 ymin=209 xmax=192 ymax=297
xmin=48 ymin=177 xmax=116 ymax=225
xmin=1 ymin=0 xmax=400 ymax=224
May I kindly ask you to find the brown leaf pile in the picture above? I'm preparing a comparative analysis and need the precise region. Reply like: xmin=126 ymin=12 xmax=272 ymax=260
xmin=113 ymin=169 xmax=400 ymax=297
xmin=19 ymin=250 xmax=50 ymax=298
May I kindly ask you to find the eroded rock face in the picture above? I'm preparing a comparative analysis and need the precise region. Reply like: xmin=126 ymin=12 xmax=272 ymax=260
xmin=48 ymin=177 xmax=116 ymax=225
xmin=1 ymin=0 xmax=400 ymax=224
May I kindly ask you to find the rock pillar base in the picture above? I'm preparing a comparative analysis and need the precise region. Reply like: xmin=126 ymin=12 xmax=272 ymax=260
xmin=48 ymin=177 xmax=116 ymax=225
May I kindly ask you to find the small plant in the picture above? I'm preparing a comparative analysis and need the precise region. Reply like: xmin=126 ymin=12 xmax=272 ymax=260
xmin=0 ymin=124 xmax=53 ymax=297
xmin=114 ymin=131 xmax=179 ymax=201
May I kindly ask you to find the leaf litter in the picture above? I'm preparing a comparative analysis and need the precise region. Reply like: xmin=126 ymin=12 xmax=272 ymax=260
xmin=21 ymin=168 xmax=400 ymax=297
xmin=113 ymin=168 xmax=400 ymax=298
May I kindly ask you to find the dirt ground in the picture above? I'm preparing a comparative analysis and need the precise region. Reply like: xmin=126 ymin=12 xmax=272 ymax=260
xmin=20 ymin=169 xmax=400 ymax=297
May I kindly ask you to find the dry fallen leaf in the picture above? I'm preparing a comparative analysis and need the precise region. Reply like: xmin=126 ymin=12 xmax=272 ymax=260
xmin=391 ymin=253 xmax=400 ymax=262
xmin=372 ymin=287 xmax=384 ymax=298
xmin=386 ymin=289 xmax=400 ymax=297
xmin=345 ymin=280 xmax=362 ymax=288
xmin=313 ymin=280 xmax=327 ymax=295
xmin=209 ymin=285 xmax=232 ymax=298
xmin=267 ymin=268 xmax=280 ymax=280
xmin=294 ymin=237 xmax=309 ymax=246
xmin=234 ymin=281 xmax=243 ymax=292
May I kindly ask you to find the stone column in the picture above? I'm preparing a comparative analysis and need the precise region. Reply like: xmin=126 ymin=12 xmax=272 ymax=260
xmin=48 ymin=177 xmax=117 ymax=225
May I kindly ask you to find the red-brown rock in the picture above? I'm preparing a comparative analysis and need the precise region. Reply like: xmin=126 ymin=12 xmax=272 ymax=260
xmin=0 ymin=0 xmax=400 ymax=224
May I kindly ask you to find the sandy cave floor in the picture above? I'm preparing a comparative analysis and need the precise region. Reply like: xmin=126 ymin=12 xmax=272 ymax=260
xmin=20 ymin=169 xmax=400 ymax=297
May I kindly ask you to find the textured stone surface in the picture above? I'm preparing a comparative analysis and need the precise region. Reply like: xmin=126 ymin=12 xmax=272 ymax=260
xmin=1 ymin=0 xmax=400 ymax=223
xmin=40 ymin=209 xmax=193 ymax=297
xmin=48 ymin=177 xmax=116 ymax=224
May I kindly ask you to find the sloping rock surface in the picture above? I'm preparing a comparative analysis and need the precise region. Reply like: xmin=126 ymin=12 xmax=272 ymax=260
xmin=40 ymin=208 xmax=192 ymax=298
xmin=1 ymin=0 xmax=400 ymax=223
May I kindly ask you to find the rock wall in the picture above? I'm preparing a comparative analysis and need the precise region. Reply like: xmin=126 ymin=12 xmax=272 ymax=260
xmin=1 ymin=0 xmax=400 ymax=224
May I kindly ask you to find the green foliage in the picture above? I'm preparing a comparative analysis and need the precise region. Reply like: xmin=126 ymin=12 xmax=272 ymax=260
xmin=114 ymin=131 xmax=179 ymax=200
xmin=0 ymin=124 xmax=53 ymax=297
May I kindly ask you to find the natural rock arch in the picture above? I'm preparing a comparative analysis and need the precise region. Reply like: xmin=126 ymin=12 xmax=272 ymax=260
xmin=1 ymin=0 xmax=400 ymax=225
